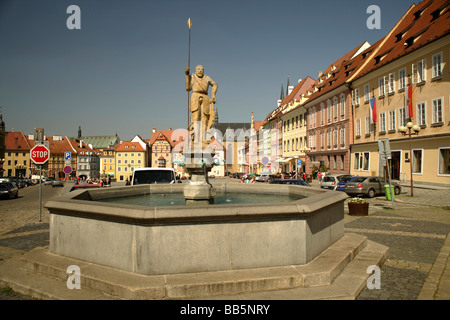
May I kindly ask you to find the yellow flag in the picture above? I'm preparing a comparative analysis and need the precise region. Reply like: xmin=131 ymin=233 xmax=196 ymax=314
xmin=187 ymin=18 xmax=192 ymax=29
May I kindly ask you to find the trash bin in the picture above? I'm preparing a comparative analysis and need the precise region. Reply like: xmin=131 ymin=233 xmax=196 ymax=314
xmin=384 ymin=185 xmax=395 ymax=201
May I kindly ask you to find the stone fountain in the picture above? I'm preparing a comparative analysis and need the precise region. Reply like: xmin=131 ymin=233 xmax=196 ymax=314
xmin=0 ymin=65 xmax=388 ymax=300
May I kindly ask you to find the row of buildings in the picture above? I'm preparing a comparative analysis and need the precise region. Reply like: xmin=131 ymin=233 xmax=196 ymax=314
xmin=242 ymin=0 xmax=449 ymax=186
xmin=0 ymin=0 xmax=448 ymax=187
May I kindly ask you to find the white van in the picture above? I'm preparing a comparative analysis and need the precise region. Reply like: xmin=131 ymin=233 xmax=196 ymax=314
xmin=131 ymin=168 xmax=177 ymax=185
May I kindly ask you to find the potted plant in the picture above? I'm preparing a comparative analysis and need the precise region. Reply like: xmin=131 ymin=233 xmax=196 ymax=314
xmin=348 ymin=197 xmax=369 ymax=216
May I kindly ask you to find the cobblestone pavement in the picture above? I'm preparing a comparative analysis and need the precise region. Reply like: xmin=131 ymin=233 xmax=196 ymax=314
xmin=0 ymin=179 xmax=449 ymax=300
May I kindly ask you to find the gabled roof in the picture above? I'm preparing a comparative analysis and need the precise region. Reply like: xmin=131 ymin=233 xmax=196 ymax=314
xmin=70 ymin=135 xmax=120 ymax=149
xmin=115 ymin=141 xmax=145 ymax=152
xmin=354 ymin=0 xmax=450 ymax=81
xmin=5 ymin=132 xmax=32 ymax=151
xmin=304 ymin=41 xmax=372 ymax=103
xmin=149 ymin=130 xmax=181 ymax=147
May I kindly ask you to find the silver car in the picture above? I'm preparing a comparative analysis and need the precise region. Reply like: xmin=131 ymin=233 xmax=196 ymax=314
xmin=320 ymin=174 xmax=353 ymax=191
xmin=345 ymin=176 xmax=401 ymax=198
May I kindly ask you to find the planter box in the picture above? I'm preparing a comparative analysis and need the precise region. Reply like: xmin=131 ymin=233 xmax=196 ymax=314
xmin=348 ymin=202 xmax=369 ymax=216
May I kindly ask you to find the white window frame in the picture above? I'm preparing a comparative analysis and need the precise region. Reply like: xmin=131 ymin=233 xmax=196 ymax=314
xmin=417 ymin=102 xmax=426 ymax=126
xmin=379 ymin=76 xmax=387 ymax=97
xmin=437 ymin=147 xmax=450 ymax=176
xmin=320 ymin=103 xmax=325 ymax=124
xmin=379 ymin=112 xmax=386 ymax=133
xmin=340 ymin=94 xmax=346 ymax=118
xmin=364 ymin=84 xmax=370 ymax=103
xmin=327 ymin=100 xmax=332 ymax=123
xmin=356 ymin=119 xmax=361 ymax=137
xmin=399 ymin=106 xmax=407 ymax=127
xmin=432 ymin=97 xmax=443 ymax=124
xmin=432 ymin=52 xmax=443 ymax=79
xmin=333 ymin=97 xmax=338 ymax=120
xmin=353 ymin=89 xmax=360 ymax=107
xmin=388 ymin=109 xmax=396 ymax=132
xmin=413 ymin=59 xmax=426 ymax=84
xmin=365 ymin=116 xmax=371 ymax=135
xmin=412 ymin=148 xmax=423 ymax=175
xmin=399 ymin=68 xmax=406 ymax=90
xmin=388 ymin=72 xmax=395 ymax=94
xmin=340 ymin=126 xmax=345 ymax=147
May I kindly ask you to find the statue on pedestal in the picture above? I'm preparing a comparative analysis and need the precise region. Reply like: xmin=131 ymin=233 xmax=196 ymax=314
xmin=185 ymin=65 xmax=217 ymax=147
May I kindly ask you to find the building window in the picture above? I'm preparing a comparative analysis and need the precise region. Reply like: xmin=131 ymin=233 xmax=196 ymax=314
xmin=352 ymin=88 xmax=360 ymax=107
xmin=320 ymin=103 xmax=325 ymax=124
xmin=296 ymin=116 xmax=299 ymax=128
xmin=327 ymin=130 xmax=331 ymax=149
xmin=340 ymin=155 xmax=345 ymax=170
xmin=438 ymin=148 xmax=450 ymax=175
xmin=333 ymin=97 xmax=338 ymax=119
xmin=399 ymin=68 xmax=406 ymax=90
xmin=340 ymin=127 xmax=345 ymax=147
xmin=379 ymin=112 xmax=386 ymax=133
xmin=413 ymin=59 xmax=426 ymax=84
xmin=388 ymin=110 xmax=396 ymax=132
xmin=379 ymin=76 xmax=386 ymax=97
xmin=333 ymin=155 xmax=337 ymax=170
xmin=340 ymin=94 xmax=345 ymax=118
xmin=327 ymin=100 xmax=332 ymax=123
xmin=356 ymin=119 xmax=361 ymax=137
xmin=388 ymin=72 xmax=395 ymax=94
xmin=432 ymin=52 xmax=443 ymax=79
xmin=355 ymin=152 xmax=370 ymax=171
xmin=365 ymin=116 xmax=371 ymax=136
xmin=364 ymin=84 xmax=370 ymax=103
xmin=412 ymin=149 xmax=422 ymax=174
xmin=399 ymin=107 xmax=407 ymax=127
xmin=320 ymin=131 xmax=324 ymax=150
xmin=432 ymin=98 xmax=443 ymax=124
xmin=417 ymin=102 xmax=426 ymax=126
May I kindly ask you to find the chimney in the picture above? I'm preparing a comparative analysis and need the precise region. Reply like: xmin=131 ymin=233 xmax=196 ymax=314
xmin=251 ymin=112 xmax=254 ymax=130
xmin=288 ymin=85 xmax=294 ymax=96
xmin=152 ymin=128 xmax=156 ymax=133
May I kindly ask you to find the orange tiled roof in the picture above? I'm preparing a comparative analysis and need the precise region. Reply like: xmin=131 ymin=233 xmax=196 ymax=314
xmin=305 ymin=41 xmax=371 ymax=103
xmin=5 ymin=132 xmax=32 ymax=151
xmin=354 ymin=0 xmax=449 ymax=81
xmin=115 ymin=141 xmax=145 ymax=152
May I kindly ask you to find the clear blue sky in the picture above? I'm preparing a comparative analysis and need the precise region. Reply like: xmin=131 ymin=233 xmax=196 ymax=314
xmin=0 ymin=0 xmax=416 ymax=141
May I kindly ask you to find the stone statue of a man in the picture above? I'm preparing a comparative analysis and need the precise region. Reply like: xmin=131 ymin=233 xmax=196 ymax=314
xmin=185 ymin=65 xmax=218 ymax=145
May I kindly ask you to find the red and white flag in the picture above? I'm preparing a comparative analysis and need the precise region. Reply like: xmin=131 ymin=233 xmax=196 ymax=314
xmin=405 ymin=85 xmax=413 ymax=119
xmin=369 ymin=97 xmax=377 ymax=124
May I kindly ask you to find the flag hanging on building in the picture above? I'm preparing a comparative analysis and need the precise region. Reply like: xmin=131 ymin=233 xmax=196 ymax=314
xmin=405 ymin=85 xmax=413 ymax=119
xmin=369 ymin=97 xmax=377 ymax=124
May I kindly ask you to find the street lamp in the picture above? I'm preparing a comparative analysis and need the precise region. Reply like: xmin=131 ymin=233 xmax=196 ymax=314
xmin=398 ymin=122 xmax=420 ymax=197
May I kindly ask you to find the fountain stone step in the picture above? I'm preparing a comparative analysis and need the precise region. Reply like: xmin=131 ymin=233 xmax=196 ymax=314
xmin=0 ymin=233 xmax=379 ymax=300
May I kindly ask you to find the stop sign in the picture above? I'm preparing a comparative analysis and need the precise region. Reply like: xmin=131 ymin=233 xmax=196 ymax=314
xmin=30 ymin=145 xmax=50 ymax=165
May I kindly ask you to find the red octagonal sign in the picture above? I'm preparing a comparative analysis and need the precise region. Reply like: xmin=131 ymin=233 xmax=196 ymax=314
xmin=30 ymin=145 xmax=50 ymax=165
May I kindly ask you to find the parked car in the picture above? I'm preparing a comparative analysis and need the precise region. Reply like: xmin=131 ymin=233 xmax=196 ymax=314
xmin=320 ymin=174 xmax=353 ymax=191
xmin=0 ymin=182 xmax=19 ymax=199
xmin=44 ymin=178 xmax=55 ymax=185
xmin=256 ymin=173 xmax=271 ymax=182
xmin=336 ymin=176 xmax=358 ymax=192
xmin=52 ymin=179 xmax=65 ymax=187
xmin=70 ymin=184 xmax=102 ymax=192
xmin=269 ymin=179 xmax=311 ymax=187
xmin=345 ymin=176 xmax=401 ymax=198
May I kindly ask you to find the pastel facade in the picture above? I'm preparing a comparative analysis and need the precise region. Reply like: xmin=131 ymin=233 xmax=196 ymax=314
xmin=349 ymin=0 xmax=450 ymax=185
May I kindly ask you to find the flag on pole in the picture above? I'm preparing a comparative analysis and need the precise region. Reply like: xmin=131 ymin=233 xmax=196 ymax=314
xmin=369 ymin=97 xmax=377 ymax=124
xmin=405 ymin=85 xmax=413 ymax=119
xmin=187 ymin=18 xmax=192 ymax=29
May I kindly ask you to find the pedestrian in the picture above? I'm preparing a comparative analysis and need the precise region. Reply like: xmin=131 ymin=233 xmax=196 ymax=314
xmin=125 ymin=178 xmax=130 ymax=186
xmin=250 ymin=176 xmax=256 ymax=184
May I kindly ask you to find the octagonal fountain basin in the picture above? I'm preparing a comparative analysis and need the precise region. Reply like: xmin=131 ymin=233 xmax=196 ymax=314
xmin=45 ymin=183 xmax=348 ymax=276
